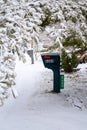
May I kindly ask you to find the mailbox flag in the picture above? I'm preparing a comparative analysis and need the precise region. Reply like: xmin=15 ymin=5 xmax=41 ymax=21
xmin=43 ymin=55 xmax=50 ymax=59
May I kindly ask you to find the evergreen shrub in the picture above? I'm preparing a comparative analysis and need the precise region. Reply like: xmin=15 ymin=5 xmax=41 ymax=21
xmin=61 ymin=49 xmax=79 ymax=73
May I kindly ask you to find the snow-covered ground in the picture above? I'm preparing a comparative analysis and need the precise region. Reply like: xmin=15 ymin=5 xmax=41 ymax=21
xmin=0 ymin=54 xmax=87 ymax=130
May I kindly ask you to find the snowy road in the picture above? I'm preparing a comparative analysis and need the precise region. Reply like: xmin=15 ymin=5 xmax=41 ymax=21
xmin=0 ymin=57 xmax=87 ymax=130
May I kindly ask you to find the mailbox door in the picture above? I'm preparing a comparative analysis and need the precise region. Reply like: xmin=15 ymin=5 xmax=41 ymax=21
xmin=41 ymin=53 xmax=60 ymax=70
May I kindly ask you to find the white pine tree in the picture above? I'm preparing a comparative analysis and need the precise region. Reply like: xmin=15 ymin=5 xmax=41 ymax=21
xmin=0 ymin=0 xmax=42 ymax=105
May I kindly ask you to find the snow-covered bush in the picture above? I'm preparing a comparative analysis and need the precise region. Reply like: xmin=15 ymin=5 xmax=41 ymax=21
xmin=62 ymin=28 xmax=84 ymax=50
xmin=61 ymin=49 xmax=79 ymax=73
xmin=0 ymin=0 xmax=42 ymax=105
xmin=44 ymin=0 xmax=87 ymax=51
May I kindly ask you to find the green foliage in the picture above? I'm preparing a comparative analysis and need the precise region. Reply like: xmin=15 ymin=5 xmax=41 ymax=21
xmin=61 ymin=29 xmax=84 ymax=72
xmin=63 ymin=36 xmax=83 ymax=48
xmin=81 ymin=8 xmax=87 ymax=21
xmin=61 ymin=50 xmax=79 ymax=73
xmin=62 ymin=30 xmax=83 ymax=49
xmin=71 ymin=52 xmax=79 ymax=68
xmin=39 ymin=9 xmax=51 ymax=28
xmin=47 ymin=43 xmax=59 ymax=51
xmin=71 ymin=17 xmax=77 ymax=23
xmin=0 ymin=41 xmax=3 ymax=45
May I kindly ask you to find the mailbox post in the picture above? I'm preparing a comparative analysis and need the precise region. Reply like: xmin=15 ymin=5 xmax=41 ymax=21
xmin=41 ymin=53 xmax=60 ymax=93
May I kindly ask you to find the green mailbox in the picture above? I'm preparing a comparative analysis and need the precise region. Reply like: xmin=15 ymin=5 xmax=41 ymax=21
xmin=41 ymin=53 xmax=60 ymax=93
